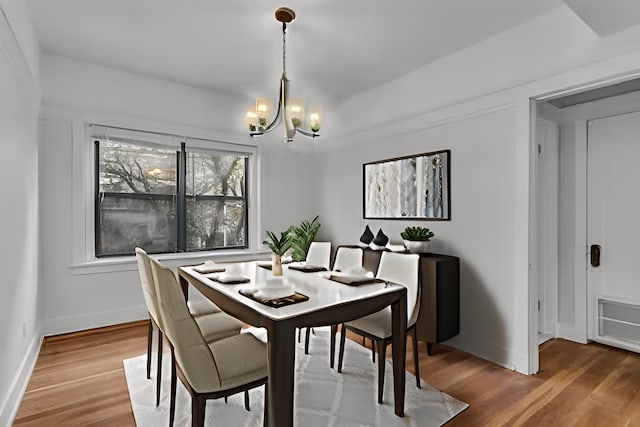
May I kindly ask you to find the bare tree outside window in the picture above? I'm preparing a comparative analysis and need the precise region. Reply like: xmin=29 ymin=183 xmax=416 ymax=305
xmin=186 ymin=152 xmax=247 ymax=250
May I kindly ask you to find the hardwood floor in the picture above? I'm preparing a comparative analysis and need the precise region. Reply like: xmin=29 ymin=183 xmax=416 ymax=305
xmin=14 ymin=321 xmax=146 ymax=426
xmin=14 ymin=321 xmax=640 ymax=426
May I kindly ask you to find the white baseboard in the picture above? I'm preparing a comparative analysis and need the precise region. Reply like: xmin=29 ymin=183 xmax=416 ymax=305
xmin=444 ymin=333 xmax=531 ymax=374
xmin=0 ymin=328 xmax=43 ymax=427
xmin=43 ymin=305 xmax=148 ymax=336
xmin=557 ymin=322 xmax=588 ymax=344
xmin=538 ymin=333 xmax=554 ymax=345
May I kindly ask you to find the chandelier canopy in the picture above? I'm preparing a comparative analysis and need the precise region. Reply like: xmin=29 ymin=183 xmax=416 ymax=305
xmin=245 ymin=7 xmax=321 ymax=143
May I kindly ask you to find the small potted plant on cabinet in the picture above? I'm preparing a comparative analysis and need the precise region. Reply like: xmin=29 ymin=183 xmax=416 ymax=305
xmin=401 ymin=226 xmax=435 ymax=253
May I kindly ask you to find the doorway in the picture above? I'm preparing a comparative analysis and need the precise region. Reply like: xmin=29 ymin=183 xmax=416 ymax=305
xmin=535 ymin=81 xmax=640 ymax=354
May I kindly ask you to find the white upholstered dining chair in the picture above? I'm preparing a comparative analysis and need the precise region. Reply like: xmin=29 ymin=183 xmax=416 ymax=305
xmin=332 ymin=246 xmax=363 ymax=272
xmin=304 ymin=241 xmax=331 ymax=269
xmin=149 ymin=257 xmax=268 ymax=427
xmin=297 ymin=241 xmax=333 ymax=354
xmin=337 ymin=251 xmax=421 ymax=404
xmin=325 ymin=246 xmax=365 ymax=363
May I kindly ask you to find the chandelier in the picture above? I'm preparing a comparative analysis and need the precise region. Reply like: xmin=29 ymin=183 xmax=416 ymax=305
xmin=245 ymin=7 xmax=321 ymax=143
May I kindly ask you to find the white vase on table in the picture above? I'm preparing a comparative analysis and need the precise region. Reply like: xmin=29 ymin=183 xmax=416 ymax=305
xmin=403 ymin=240 xmax=431 ymax=253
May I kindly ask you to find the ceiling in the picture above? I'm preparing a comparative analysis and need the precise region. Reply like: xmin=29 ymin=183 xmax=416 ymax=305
xmin=26 ymin=0 xmax=567 ymax=104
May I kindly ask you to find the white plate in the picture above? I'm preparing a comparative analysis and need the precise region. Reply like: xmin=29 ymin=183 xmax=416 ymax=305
xmin=215 ymin=274 xmax=248 ymax=283
xmin=194 ymin=260 xmax=222 ymax=273
xmin=255 ymin=285 xmax=295 ymax=299
xmin=264 ymin=277 xmax=286 ymax=288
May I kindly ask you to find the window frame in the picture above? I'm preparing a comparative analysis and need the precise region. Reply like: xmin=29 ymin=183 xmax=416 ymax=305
xmin=77 ymin=122 xmax=260 ymax=266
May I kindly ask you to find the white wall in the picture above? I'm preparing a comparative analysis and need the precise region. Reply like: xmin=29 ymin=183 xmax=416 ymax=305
xmin=317 ymin=108 xmax=523 ymax=369
xmin=38 ymin=53 xmax=317 ymax=336
xmin=0 ymin=0 xmax=41 ymax=424
xmin=556 ymin=121 xmax=589 ymax=343
xmin=260 ymin=143 xmax=320 ymax=235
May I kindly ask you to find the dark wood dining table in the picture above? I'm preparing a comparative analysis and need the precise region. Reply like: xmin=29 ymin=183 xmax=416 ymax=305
xmin=178 ymin=261 xmax=407 ymax=427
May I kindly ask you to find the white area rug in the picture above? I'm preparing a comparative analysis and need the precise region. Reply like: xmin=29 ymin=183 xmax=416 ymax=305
xmin=124 ymin=331 xmax=467 ymax=426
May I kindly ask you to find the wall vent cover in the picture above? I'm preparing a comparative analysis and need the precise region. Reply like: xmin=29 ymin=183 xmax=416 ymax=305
xmin=596 ymin=297 xmax=640 ymax=353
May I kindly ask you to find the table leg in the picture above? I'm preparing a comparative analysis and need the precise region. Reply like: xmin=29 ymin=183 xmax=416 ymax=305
xmin=266 ymin=323 xmax=296 ymax=427
xmin=391 ymin=291 xmax=407 ymax=417
xmin=178 ymin=275 xmax=189 ymax=300
xmin=330 ymin=324 xmax=338 ymax=368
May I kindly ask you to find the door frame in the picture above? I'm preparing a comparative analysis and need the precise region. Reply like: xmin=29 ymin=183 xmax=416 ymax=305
xmin=535 ymin=117 xmax=559 ymax=342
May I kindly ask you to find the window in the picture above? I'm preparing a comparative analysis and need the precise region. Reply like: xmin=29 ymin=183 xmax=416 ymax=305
xmin=93 ymin=126 xmax=249 ymax=257
xmin=184 ymin=148 xmax=248 ymax=252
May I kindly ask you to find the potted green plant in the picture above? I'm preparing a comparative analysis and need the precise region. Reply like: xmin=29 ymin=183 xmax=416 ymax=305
xmin=286 ymin=215 xmax=321 ymax=262
xmin=263 ymin=230 xmax=292 ymax=276
xmin=400 ymin=226 xmax=435 ymax=253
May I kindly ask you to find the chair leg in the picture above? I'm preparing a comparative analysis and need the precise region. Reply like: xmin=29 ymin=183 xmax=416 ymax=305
xmin=376 ymin=339 xmax=386 ymax=404
xmin=362 ymin=336 xmax=376 ymax=362
xmin=337 ymin=324 xmax=347 ymax=373
xmin=411 ymin=328 xmax=421 ymax=389
xmin=244 ymin=390 xmax=250 ymax=411
xmin=304 ymin=327 xmax=311 ymax=354
xmin=192 ymin=395 xmax=206 ymax=427
xmin=156 ymin=330 xmax=163 ymax=406
xmin=169 ymin=351 xmax=177 ymax=427
xmin=146 ymin=319 xmax=153 ymax=379
xmin=297 ymin=328 xmax=301 ymax=343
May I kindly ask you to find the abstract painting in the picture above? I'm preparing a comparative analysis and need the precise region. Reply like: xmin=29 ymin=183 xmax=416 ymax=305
xmin=363 ymin=149 xmax=450 ymax=220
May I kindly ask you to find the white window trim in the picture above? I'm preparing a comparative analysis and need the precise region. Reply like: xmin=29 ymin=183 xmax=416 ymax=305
xmin=69 ymin=118 xmax=265 ymax=274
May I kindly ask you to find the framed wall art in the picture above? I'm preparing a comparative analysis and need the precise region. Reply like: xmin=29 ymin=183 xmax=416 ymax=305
xmin=363 ymin=149 xmax=450 ymax=220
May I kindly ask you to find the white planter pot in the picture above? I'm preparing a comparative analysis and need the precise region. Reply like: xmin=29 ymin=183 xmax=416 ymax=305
xmin=403 ymin=240 xmax=431 ymax=253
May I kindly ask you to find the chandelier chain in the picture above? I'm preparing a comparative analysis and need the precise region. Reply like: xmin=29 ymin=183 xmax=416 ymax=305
xmin=282 ymin=23 xmax=287 ymax=76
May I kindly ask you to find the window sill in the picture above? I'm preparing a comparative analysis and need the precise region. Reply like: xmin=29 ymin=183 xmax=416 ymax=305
xmin=70 ymin=249 xmax=272 ymax=275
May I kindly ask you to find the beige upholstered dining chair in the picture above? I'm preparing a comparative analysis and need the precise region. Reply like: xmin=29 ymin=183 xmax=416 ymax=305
xmin=337 ymin=251 xmax=421 ymax=404
xmin=149 ymin=257 xmax=268 ymax=427
xmin=135 ymin=248 xmax=243 ymax=407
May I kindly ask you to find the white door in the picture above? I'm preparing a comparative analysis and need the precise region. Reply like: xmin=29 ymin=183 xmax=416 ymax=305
xmin=587 ymin=111 xmax=640 ymax=344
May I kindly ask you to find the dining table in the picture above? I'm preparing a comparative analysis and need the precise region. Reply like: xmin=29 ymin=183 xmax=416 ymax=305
xmin=178 ymin=261 xmax=407 ymax=427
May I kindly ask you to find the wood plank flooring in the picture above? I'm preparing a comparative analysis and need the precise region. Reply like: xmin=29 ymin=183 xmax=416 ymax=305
xmin=14 ymin=321 xmax=146 ymax=426
xmin=13 ymin=321 xmax=640 ymax=426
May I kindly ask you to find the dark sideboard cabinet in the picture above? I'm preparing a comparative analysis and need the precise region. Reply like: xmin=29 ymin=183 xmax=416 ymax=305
xmin=352 ymin=247 xmax=460 ymax=355
xmin=415 ymin=253 xmax=460 ymax=354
